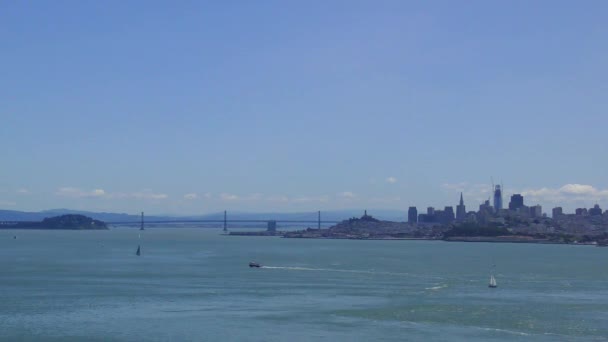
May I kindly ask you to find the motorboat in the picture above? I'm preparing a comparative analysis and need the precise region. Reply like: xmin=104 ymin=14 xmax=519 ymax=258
xmin=249 ymin=262 xmax=261 ymax=268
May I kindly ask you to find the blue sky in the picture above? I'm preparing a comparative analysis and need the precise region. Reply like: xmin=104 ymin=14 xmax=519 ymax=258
xmin=1 ymin=1 xmax=607 ymax=215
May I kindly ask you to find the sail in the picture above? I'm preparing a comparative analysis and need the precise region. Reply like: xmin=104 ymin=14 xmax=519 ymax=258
xmin=489 ymin=275 xmax=497 ymax=287
xmin=136 ymin=245 xmax=141 ymax=256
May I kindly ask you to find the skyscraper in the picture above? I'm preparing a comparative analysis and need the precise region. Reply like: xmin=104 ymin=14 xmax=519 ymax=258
xmin=456 ymin=192 xmax=466 ymax=221
xmin=508 ymin=194 xmax=524 ymax=211
xmin=408 ymin=206 xmax=418 ymax=224
xmin=443 ymin=206 xmax=455 ymax=223
xmin=589 ymin=204 xmax=602 ymax=216
xmin=493 ymin=185 xmax=503 ymax=213
xmin=552 ymin=207 xmax=563 ymax=218
xmin=530 ymin=205 xmax=542 ymax=218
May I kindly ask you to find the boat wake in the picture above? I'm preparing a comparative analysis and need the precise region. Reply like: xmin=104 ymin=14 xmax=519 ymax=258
xmin=479 ymin=327 xmax=531 ymax=336
xmin=425 ymin=284 xmax=448 ymax=290
xmin=260 ymin=266 xmax=412 ymax=277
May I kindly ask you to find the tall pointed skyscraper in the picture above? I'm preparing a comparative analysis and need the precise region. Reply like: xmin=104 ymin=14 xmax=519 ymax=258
xmin=493 ymin=185 xmax=503 ymax=213
xmin=456 ymin=192 xmax=466 ymax=221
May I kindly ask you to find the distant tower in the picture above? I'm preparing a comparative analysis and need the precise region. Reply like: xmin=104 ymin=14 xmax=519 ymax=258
xmin=140 ymin=212 xmax=144 ymax=231
xmin=589 ymin=204 xmax=602 ymax=216
xmin=508 ymin=194 xmax=524 ymax=211
xmin=223 ymin=210 xmax=227 ymax=232
xmin=408 ymin=207 xmax=418 ymax=224
xmin=318 ymin=211 xmax=321 ymax=229
xmin=444 ymin=206 xmax=455 ymax=223
xmin=493 ymin=185 xmax=503 ymax=213
xmin=456 ymin=193 xmax=466 ymax=221
xmin=552 ymin=207 xmax=563 ymax=218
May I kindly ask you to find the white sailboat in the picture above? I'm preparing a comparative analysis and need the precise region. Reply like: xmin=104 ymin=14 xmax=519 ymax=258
xmin=488 ymin=274 xmax=497 ymax=288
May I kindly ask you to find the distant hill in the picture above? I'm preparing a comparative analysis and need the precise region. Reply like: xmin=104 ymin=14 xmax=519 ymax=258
xmin=0 ymin=208 xmax=407 ymax=224
xmin=3 ymin=214 xmax=108 ymax=230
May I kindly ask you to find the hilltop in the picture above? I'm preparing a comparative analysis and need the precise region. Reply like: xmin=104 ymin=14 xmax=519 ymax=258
xmin=283 ymin=211 xmax=419 ymax=239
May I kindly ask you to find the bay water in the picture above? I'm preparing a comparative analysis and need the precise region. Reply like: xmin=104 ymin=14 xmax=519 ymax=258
xmin=1 ymin=228 xmax=607 ymax=341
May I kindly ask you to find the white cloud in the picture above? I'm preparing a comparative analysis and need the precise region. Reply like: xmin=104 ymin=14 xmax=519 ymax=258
xmin=57 ymin=187 xmax=167 ymax=200
xmin=370 ymin=196 xmax=401 ymax=203
xmin=338 ymin=191 xmax=356 ymax=199
xmin=203 ymin=192 xmax=213 ymax=199
xmin=441 ymin=182 xmax=469 ymax=192
xmin=267 ymin=195 xmax=289 ymax=203
xmin=520 ymin=184 xmax=608 ymax=205
xmin=16 ymin=188 xmax=30 ymax=195
xmin=220 ymin=193 xmax=239 ymax=201
xmin=386 ymin=177 xmax=397 ymax=184
xmin=111 ymin=191 xmax=168 ymax=200
xmin=292 ymin=195 xmax=330 ymax=203
xmin=558 ymin=184 xmax=597 ymax=195
xmin=0 ymin=200 xmax=16 ymax=206
xmin=183 ymin=193 xmax=198 ymax=200
xmin=91 ymin=189 xmax=105 ymax=197
xmin=130 ymin=191 xmax=168 ymax=200
xmin=245 ymin=193 xmax=264 ymax=201
xmin=56 ymin=187 xmax=106 ymax=198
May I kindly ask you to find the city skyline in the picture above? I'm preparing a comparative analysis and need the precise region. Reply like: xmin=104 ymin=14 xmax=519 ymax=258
xmin=1 ymin=181 xmax=607 ymax=216
xmin=2 ymin=1 xmax=607 ymax=214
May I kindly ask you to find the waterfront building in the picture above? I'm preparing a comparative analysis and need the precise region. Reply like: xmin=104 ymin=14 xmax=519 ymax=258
xmin=509 ymin=194 xmax=524 ymax=211
xmin=408 ymin=207 xmax=418 ymax=224
xmin=493 ymin=185 xmax=503 ymax=213
xmin=576 ymin=208 xmax=588 ymax=216
xmin=552 ymin=207 xmax=563 ymax=218
xmin=589 ymin=204 xmax=602 ymax=216
xmin=267 ymin=220 xmax=277 ymax=233
xmin=444 ymin=206 xmax=455 ymax=223
xmin=530 ymin=205 xmax=542 ymax=218
xmin=427 ymin=207 xmax=435 ymax=216
xmin=456 ymin=193 xmax=466 ymax=221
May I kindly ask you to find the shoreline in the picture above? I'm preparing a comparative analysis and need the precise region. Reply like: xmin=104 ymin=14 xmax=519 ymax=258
xmin=281 ymin=236 xmax=437 ymax=241
xmin=280 ymin=235 xmax=601 ymax=246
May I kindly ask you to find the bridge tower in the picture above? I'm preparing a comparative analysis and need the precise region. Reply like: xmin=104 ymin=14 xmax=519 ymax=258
xmin=223 ymin=210 xmax=227 ymax=232
xmin=318 ymin=211 xmax=321 ymax=229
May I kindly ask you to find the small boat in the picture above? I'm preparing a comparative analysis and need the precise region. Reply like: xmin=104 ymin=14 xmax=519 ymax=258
xmin=249 ymin=262 xmax=261 ymax=268
xmin=136 ymin=245 xmax=141 ymax=256
xmin=488 ymin=274 xmax=497 ymax=288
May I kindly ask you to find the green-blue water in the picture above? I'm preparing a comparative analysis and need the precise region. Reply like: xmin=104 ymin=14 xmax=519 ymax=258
xmin=1 ymin=228 xmax=607 ymax=341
